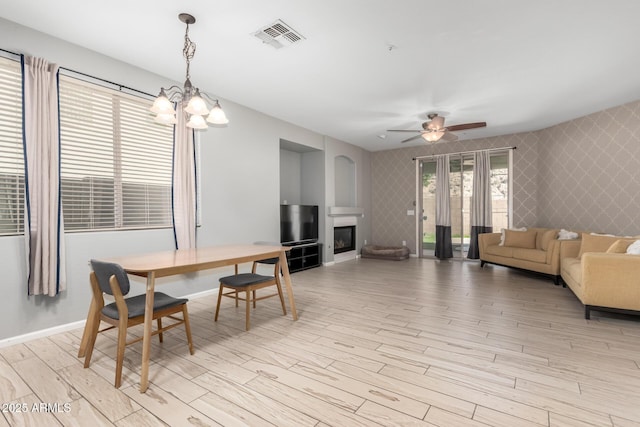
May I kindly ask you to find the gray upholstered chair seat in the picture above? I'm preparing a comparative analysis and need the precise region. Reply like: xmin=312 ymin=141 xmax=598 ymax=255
xmin=219 ymin=273 xmax=274 ymax=287
xmin=102 ymin=292 xmax=188 ymax=319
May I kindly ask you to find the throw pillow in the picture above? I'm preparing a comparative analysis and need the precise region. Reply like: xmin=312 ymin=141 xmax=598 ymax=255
xmin=503 ymin=229 xmax=537 ymax=249
xmin=539 ymin=229 xmax=559 ymax=251
xmin=606 ymin=239 xmax=636 ymax=253
xmin=558 ymin=229 xmax=578 ymax=240
xmin=579 ymin=233 xmax=621 ymax=258
xmin=499 ymin=227 xmax=527 ymax=246
xmin=627 ymin=240 xmax=640 ymax=255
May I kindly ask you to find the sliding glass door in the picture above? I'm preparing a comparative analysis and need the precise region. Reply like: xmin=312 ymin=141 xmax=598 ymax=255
xmin=419 ymin=150 xmax=510 ymax=258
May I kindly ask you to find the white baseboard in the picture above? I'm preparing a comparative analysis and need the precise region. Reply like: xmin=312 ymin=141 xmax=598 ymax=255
xmin=0 ymin=320 xmax=86 ymax=349
xmin=0 ymin=288 xmax=219 ymax=349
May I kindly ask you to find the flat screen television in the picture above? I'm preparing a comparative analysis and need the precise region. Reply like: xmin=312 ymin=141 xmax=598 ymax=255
xmin=280 ymin=204 xmax=319 ymax=244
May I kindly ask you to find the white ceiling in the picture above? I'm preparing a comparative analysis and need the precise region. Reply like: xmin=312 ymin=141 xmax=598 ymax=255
xmin=2 ymin=0 xmax=640 ymax=151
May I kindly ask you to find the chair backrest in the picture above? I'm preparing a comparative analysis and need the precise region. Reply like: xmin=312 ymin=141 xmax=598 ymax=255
xmin=253 ymin=241 xmax=281 ymax=265
xmin=90 ymin=260 xmax=130 ymax=296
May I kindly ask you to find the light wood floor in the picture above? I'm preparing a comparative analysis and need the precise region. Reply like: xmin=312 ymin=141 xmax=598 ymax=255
xmin=2 ymin=258 xmax=640 ymax=427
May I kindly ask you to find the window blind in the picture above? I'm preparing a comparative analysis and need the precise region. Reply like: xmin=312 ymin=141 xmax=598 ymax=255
xmin=59 ymin=76 xmax=174 ymax=231
xmin=0 ymin=56 xmax=24 ymax=236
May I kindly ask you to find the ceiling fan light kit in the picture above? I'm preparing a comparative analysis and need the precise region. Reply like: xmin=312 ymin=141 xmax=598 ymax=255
xmin=388 ymin=113 xmax=486 ymax=144
xmin=150 ymin=13 xmax=229 ymax=129
xmin=421 ymin=131 xmax=444 ymax=142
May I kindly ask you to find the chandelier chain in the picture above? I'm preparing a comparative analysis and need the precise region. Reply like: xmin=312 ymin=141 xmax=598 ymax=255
xmin=183 ymin=22 xmax=196 ymax=80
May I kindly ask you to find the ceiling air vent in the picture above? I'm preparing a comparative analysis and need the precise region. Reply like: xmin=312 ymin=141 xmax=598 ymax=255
xmin=253 ymin=19 xmax=305 ymax=49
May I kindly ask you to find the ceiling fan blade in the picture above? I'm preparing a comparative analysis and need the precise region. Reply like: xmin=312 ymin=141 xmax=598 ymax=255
xmin=400 ymin=134 xmax=423 ymax=143
xmin=446 ymin=122 xmax=487 ymax=132
xmin=387 ymin=129 xmax=422 ymax=132
xmin=440 ymin=131 xmax=458 ymax=142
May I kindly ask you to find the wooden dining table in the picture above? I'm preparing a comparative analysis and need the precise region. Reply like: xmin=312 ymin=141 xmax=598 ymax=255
xmin=78 ymin=244 xmax=297 ymax=393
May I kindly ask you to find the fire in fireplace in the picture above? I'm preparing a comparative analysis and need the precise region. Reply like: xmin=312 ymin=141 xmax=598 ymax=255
xmin=334 ymin=225 xmax=356 ymax=254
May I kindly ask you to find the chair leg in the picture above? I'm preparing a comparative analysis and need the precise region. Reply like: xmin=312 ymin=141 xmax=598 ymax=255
xmin=182 ymin=305 xmax=195 ymax=355
xmin=78 ymin=298 xmax=98 ymax=358
xmin=253 ymin=290 xmax=257 ymax=308
xmin=157 ymin=318 xmax=163 ymax=343
xmin=214 ymin=284 xmax=224 ymax=322
xmin=114 ymin=319 xmax=128 ymax=388
xmin=82 ymin=306 xmax=102 ymax=368
xmin=235 ymin=290 xmax=239 ymax=307
xmin=276 ymin=278 xmax=287 ymax=316
xmin=245 ymin=290 xmax=251 ymax=331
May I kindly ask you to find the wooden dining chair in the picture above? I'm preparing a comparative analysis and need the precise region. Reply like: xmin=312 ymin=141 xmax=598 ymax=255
xmin=215 ymin=256 xmax=287 ymax=330
xmin=81 ymin=259 xmax=194 ymax=388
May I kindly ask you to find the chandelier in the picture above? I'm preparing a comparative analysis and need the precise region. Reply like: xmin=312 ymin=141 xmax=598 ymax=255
xmin=150 ymin=13 xmax=228 ymax=129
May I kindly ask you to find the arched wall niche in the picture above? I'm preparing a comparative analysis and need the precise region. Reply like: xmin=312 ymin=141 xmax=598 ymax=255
xmin=334 ymin=155 xmax=356 ymax=207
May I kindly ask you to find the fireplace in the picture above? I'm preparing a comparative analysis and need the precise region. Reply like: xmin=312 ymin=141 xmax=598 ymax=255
xmin=334 ymin=225 xmax=356 ymax=254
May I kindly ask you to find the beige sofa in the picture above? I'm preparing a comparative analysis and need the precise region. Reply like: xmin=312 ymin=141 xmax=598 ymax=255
xmin=479 ymin=228 xmax=563 ymax=285
xmin=561 ymin=233 xmax=640 ymax=319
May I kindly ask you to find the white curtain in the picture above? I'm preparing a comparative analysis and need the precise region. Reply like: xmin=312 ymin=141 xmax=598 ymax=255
xmin=468 ymin=150 xmax=493 ymax=259
xmin=22 ymin=55 xmax=66 ymax=296
xmin=434 ymin=155 xmax=453 ymax=259
xmin=172 ymin=104 xmax=197 ymax=249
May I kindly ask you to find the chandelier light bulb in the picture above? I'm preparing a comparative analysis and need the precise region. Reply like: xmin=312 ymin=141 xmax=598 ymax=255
xmin=185 ymin=90 xmax=209 ymax=116
xmin=150 ymin=90 xmax=175 ymax=115
xmin=154 ymin=113 xmax=178 ymax=125
xmin=186 ymin=114 xmax=208 ymax=129
xmin=206 ymin=101 xmax=229 ymax=125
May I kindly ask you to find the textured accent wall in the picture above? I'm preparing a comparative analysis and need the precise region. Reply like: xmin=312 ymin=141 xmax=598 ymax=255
xmin=537 ymin=100 xmax=640 ymax=235
xmin=371 ymin=132 xmax=539 ymax=252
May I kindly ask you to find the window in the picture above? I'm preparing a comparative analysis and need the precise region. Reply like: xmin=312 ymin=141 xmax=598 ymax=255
xmin=419 ymin=150 xmax=511 ymax=258
xmin=59 ymin=76 xmax=174 ymax=231
xmin=0 ymin=56 xmax=24 ymax=236
xmin=0 ymin=60 xmax=176 ymax=236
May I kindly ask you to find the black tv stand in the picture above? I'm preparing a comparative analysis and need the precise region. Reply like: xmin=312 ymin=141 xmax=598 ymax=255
xmin=283 ymin=241 xmax=322 ymax=273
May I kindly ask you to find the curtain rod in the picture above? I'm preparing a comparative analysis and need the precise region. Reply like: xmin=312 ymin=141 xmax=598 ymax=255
xmin=412 ymin=146 xmax=516 ymax=161
xmin=1 ymin=47 xmax=155 ymax=98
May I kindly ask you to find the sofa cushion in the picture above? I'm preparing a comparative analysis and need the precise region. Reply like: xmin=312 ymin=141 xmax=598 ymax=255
xmin=512 ymin=248 xmax=547 ymax=264
xmin=485 ymin=245 xmax=514 ymax=258
xmin=503 ymin=229 xmax=537 ymax=249
xmin=606 ymin=239 xmax=636 ymax=253
xmin=579 ymin=233 xmax=621 ymax=258
xmin=538 ymin=229 xmax=558 ymax=251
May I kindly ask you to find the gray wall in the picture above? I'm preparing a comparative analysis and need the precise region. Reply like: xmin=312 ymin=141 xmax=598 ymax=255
xmin=536 ymin=100 xmax=640 ymax=236
xmin=0 ymin=18 xmax=368 ymax=342
xmin=279 ymin=149 xmax=302 ymax=204
xmin=301 ymin=151 xmax=326 ymax=251
xmin=334 ymin=155 xmax=356 ymax=207
xmin=301 ymin=151 xmax=325 ymax=207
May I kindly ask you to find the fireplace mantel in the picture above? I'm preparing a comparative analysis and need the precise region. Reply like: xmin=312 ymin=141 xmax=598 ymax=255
xmin=328 ymin=206 xmax=364 ymax=217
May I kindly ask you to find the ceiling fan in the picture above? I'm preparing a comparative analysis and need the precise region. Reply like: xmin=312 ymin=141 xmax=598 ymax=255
xmin=388 ymin=113 xmax=487 ymax=143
